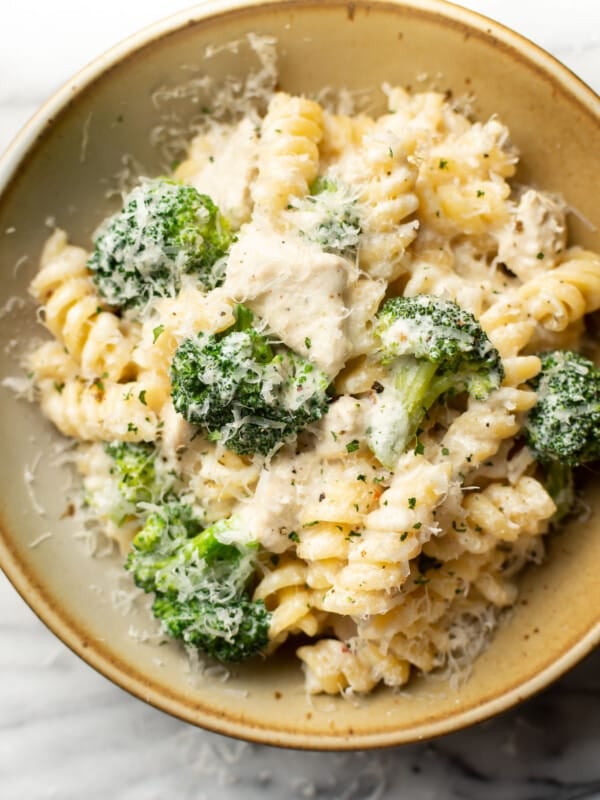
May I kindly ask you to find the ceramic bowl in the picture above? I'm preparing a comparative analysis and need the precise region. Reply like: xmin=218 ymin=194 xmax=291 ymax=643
xmin=1 ymin=0 xmax=599 ymax=749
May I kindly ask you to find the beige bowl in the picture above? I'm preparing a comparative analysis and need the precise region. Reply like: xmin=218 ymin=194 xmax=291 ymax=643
xmin=1 ymin=0 xmax=599 ymax=749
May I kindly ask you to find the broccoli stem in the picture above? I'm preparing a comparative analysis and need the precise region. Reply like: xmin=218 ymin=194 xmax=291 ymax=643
xmin=542 ymin=460 xmax=575 ymax=524
xmin=183 ymin=524 xmax=239 ymax=562
xmin=369 ymin=295 xmax=504 ymax=468
xmin=367 ymin=357 xmax=443 ymax=467
xmin=232 ymin=303 xmax=255 ymax=332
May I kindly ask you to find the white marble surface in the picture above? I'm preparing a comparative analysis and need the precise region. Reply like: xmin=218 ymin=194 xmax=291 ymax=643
xmin=2 ymin=2 xmax=600 ymax=798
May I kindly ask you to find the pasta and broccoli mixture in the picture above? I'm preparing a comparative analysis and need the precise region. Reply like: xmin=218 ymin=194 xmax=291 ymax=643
xmin=26 ymin=84 xmax=600 ymax=695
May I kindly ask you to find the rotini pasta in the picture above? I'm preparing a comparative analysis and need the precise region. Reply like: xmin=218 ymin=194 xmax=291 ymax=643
xmin=36 ymin=374 xmax=159 ymax=442
xmin=254 ymin=556 xmax=329 ymax=646
xmin=331 ymin=120 xmax=420 ymax=281
xmin=297 ymin=637 xmax=410 ymax=695
xmin=251 ymin=92 xmax=323 ymax=217
xmin=30 ymin=230 xmax=138 ymax=382
xmin=518 ymin=247 xmax=600 ymax=331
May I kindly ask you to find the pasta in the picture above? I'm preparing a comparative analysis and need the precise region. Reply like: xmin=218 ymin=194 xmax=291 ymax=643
xmin=36 ymin=371 xmax=159 ymax=442
xmin=30 ymin=230 xmax=138 ymax=382
xmin=251 ymin=92 xmax=324 ymax=217
xmin=334 ymin=120 xmax=420 ymax=281
xmin=25 ymin=82 xmax=600 ymax=697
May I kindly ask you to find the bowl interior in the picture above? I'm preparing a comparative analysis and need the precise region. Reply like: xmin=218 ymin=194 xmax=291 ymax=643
xmin=1 ymin=0 xmax=599 ymax=749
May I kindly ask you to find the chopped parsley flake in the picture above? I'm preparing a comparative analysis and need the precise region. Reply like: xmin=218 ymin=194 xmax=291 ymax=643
xmin=152 ymin=324 xmax=165 ymax=343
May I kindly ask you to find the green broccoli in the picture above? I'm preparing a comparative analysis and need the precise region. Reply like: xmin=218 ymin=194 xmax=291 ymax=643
xmin=525 ymin=350 xmax=600 ymax=521
xmin=84 ymin=441 xmax=173 ymax=525
xmin=88 ymin=178 xmax=233 ymax=309
xmin=105 ymin=441 xmax=160 ymax=505
xmin=367 ymin=295 xmax=504 ymax=467
xmin=126 ymin=509 xmax=270 ymax=662
xmin=541 ymin=460 xmax=576 ymax=524
xmin=170 ymin=304 xmax=331 ymax=456
xmin=125 ymin=501 xmax=202 ymax=592
xmin=152 ymin=595 xmax=270 ymax=663
xmin=288 ymin=175 xmax=361 ymax=255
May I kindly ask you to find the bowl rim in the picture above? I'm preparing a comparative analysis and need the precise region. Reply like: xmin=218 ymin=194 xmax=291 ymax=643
xmin=1 ymin=0 xmax=600 ymax=750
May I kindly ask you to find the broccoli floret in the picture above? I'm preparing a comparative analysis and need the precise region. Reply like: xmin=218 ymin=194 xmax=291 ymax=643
xmin=126 ymin=510 xmax=270 ymax=662
xmin=367 ymin=295 xmax=504 ymax=467
xmin=170 ymin=304 xmax=331 ymax=456
xmin=152 ymin=594 xmax=270 ymax=663
xmin=525 ymin=350 xmax=600 ymax=521
xmin=105 ymin=441 xmax=159 ymax=505
xmin=526 ymin=351 xmax=600 ymax=464
xmin=125 ymin=501 xmax=202 ymax=591
xmin=84 ymin=441 xmax=173 ymax=525
xmin=88 ymin=179 xmax=233 ymax=309
xmin=287 ymin=175 xmax=361 ymax=255
xmin=540 ymin=460 xmax=576 ymax=524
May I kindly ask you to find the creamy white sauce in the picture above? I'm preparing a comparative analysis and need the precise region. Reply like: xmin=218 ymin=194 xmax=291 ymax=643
xmin=225 ymin=222 xmax=358 ymax=376
xmin=495 ymin=189 xmax=566 ymax=281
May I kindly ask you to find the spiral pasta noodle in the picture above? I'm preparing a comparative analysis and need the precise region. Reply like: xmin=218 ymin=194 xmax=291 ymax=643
xmin=251 ymin=92 xmax=324 ymax=217
xmin=254 ymin=556 xmax=328 ymax=645
xmin=178 ymin=438 xmax=261 ymax=524
xmin=320 ymin=110 xmax=374 ymax=163
xmin=30 ymin=230 xmax=137 ymax=382
xmin=316 ymin=455 xmax=451 ymax=617
xmin=415 ymin=118 xmax=516 ymax=237
xmin=437 ymin=386 xmax=536 ymax=480
xmin=463 ymin=476 xmax=555 ymax=542
xmin=518 ymin=247 xmax=600 ymax=331
xmin=297 ymin=637 xmax=410 ymax=695
xmin=424 ymin=476 xmax=555 ymax=562
xmin=37 ymin=373 xmax=159 ymax=442
xmin=353 ymin=127 xmax=420 ymax=281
